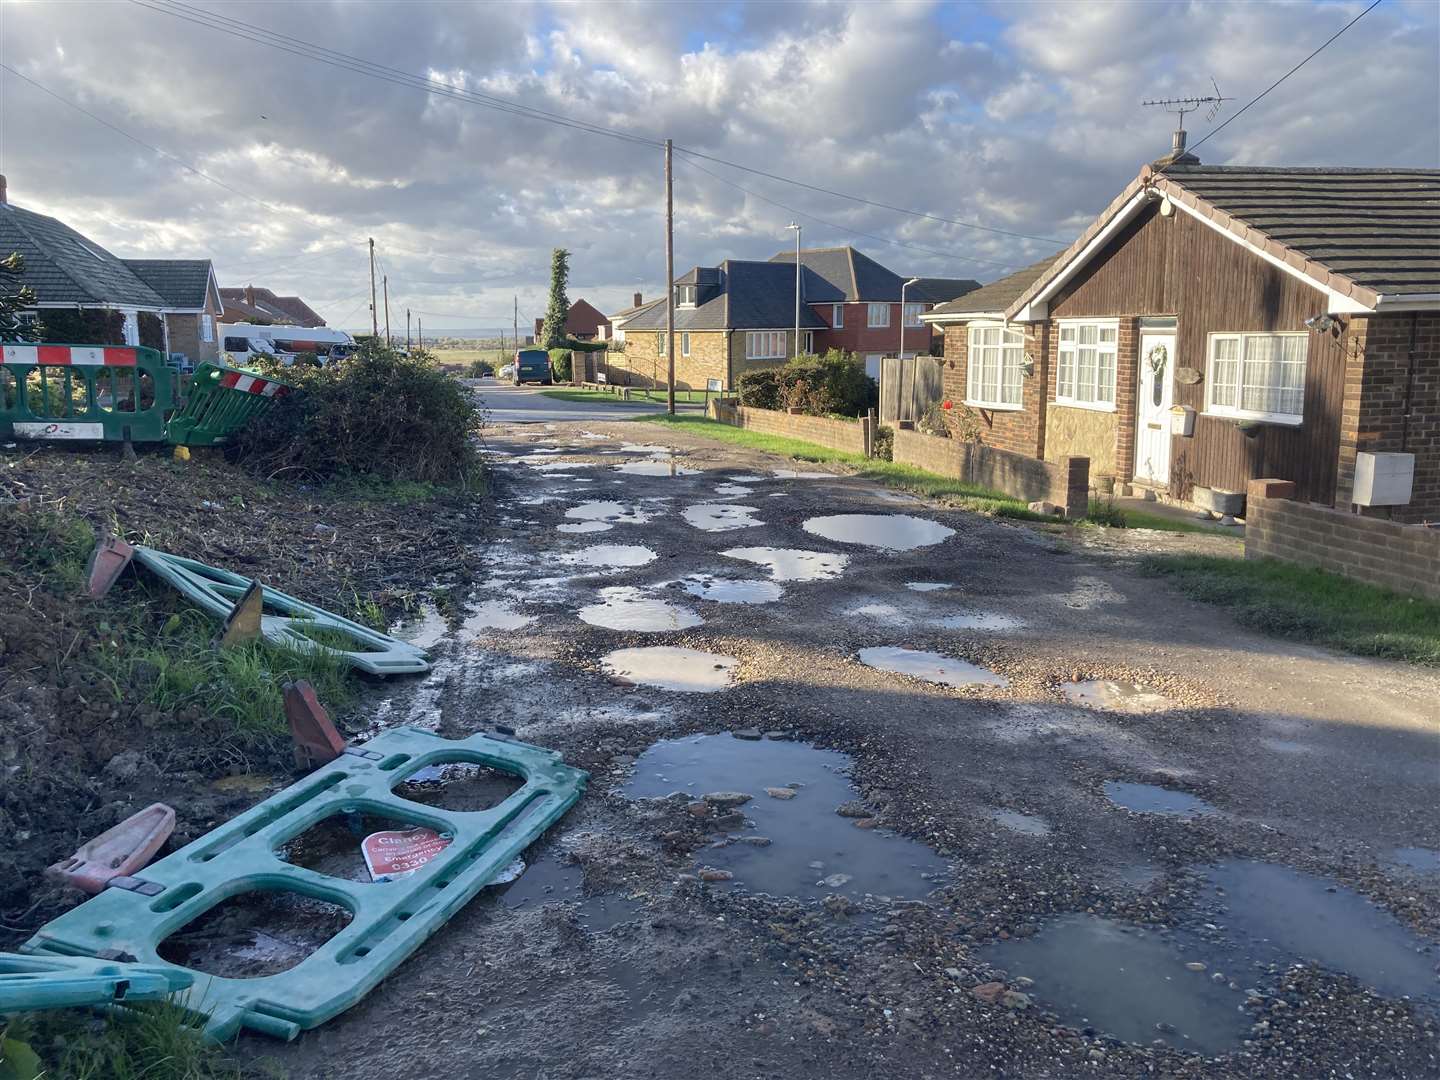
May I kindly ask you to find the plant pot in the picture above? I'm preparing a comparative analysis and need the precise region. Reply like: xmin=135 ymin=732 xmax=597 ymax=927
xmin=1094 ymin=474 xmax=1116 ymax=495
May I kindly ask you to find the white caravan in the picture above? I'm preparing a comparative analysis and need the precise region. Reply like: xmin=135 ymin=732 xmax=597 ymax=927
xmin=218 ymin=323 xmax=357 ymax=366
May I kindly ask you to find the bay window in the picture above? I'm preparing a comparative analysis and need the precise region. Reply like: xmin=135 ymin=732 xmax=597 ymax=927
xmin=1056 ymin=320 xmax=1117 ymax=409
xmin=965 ymin=322 xmax=1025 ymax=409
xmin=1206 ymin=332 xmax=1307 ymax=423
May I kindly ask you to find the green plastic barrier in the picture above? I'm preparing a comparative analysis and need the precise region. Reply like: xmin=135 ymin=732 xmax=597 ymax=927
xmin=133 ymin=546 xmax=429 ymax=677
xmin=22 ymin=726 xmax=588 ymax=1042
xmin=0 ymin=343 xmax=174 ymax=443
xmin=164 ymin=362 xmax=294 ymax=447
xmin=0 ymin=952 xmax=192 ymax=1013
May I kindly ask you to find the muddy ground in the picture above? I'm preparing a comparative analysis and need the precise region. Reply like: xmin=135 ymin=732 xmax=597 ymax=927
xmin=6 ymin=421 xmax=1440 ymax=1079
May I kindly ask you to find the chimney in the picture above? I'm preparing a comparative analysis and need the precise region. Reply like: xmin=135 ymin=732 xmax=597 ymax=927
xmin=1152 ymin=127 xmax=1200 ymax=168
xmin=244 ymin=285 xmax=256 ymax=307
xmin=0 ymin=174 xmax=8 ymax=204
xmin=633 ymin=291 xmax=643 ymax=308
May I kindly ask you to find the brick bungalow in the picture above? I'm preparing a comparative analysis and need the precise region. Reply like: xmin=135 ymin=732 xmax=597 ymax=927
xmin=924 ymin=163 xmax=1439 ymax=523
xmin=220 ymin=286 xmax=326 ymax=327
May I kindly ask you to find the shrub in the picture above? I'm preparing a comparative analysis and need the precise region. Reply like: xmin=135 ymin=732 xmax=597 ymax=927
xmin=1087 ymin=497 xmax=1128 ymax=528
xmin=549 ymin=348 xmax=573 ymax=382
xmin=737 ymin=367 xmax=781 ymax=409
xmin=466 ymin=358 xmax=493 ymax=377
xmin=917 ymin=401 xmax=951 ymax=438
xmin=778 ymin=349 xmax=876 ymax=417
xmin=873 ymin=424 xmax=894 ymax=461
xmin=230 ymin=341 xmax=482 ymax=485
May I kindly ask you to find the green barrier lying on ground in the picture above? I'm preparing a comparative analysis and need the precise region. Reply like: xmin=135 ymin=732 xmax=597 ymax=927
xmin=164 ymin=362 xmax=295 ymax=447
xmin=0 ymin=952 xmax=193 ymax=1014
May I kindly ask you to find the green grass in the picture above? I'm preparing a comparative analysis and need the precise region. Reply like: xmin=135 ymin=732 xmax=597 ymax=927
xmin=539 ymin=386 xmax=711 ymax=405
xmin=1139 ymin=554 xmax=1440 ymax=664
xmin=1084 ymin=497 xmax=1225 ymax=535
xmin=638 ymin=414 xmax=1049 ymax=520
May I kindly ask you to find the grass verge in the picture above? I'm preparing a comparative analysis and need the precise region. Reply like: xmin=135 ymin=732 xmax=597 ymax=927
xmin=638 ymin=414 xmax=1049 ymax=520
xmin=1139 ymin=554 xmax=1440 ymax=664
xmin=1084 ymin=497 xmax=1226 ymax=535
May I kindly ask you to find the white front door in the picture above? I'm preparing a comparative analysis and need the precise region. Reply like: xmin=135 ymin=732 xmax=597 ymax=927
xmin=1134 ymin=331 xmax=1175 ymax=487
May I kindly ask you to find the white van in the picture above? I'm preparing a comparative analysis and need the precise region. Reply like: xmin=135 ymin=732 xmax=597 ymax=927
xmin=219 ymin=323 xmax=356 ymax=367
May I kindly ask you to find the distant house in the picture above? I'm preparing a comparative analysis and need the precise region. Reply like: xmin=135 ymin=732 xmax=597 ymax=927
xmin=0 ymin=175 xmax=223 ymax=361
xmin=769 ymin=246 xmax=980 ymax=376
xmin=601 ymin=292 xmax=653 ymax=343
xmin=617 ymin=262 xmax=826 ymax=390
xmin=924 ymin=159 xmax=1440 ymax=523
xmin=534 ymin=298 xmax=610 ymax=343
xmin=219 ymin=285 xmax=326 ymax=327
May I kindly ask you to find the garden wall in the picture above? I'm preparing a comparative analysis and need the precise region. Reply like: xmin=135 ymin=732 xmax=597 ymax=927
xmin=1245 ymin=479 xmax=1440 ymax=600
xmin=709 ymin=401 xmax=867 ymax=456
xmin=892 ymin=428 xmax=1089 ymax=518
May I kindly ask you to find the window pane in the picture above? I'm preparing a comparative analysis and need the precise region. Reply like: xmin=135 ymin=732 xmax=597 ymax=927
xmin=1057 ymin=347 xmax=1074 ymax=398
xmin=1097 ymin=349 xmax=1115 ymax=403
xmin=1098 ymin=326 xmax=1117 ymax=344
xmin=1211 ymin=337 xmax=1239 ymax=407
xmin=1060 ymin=326 xmax=1075 ymax=342
xmin=1001 ymin=345 xmax=1023 ymax=405
xmin=1079 ymin=325 xmax=1098 ymax=345
xmin=1076 ymin=347 xmax=1096 ymax=401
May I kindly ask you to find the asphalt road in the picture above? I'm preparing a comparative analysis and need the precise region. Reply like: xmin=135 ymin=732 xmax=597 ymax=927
xmin=473 ymin=379 xmax=683 ymax=424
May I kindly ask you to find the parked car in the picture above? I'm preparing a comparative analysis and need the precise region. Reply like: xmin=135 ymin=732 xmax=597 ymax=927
xmin=499 ymin=363 xmax=515 ymax=379
xmin=513 ymin=348 xmax=551 ymax=385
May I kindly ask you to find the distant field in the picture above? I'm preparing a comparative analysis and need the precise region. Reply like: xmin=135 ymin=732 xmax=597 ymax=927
xmin=428 ymin=347 xmax=509 ymax=370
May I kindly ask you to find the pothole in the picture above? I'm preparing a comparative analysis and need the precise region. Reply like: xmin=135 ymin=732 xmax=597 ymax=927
xmin=602 ymin=646 xmax=738 ymax=692
xmin=771 ymin=469 xmax=831 ymax=479
xmin=394 ymin=761 xmax=525 ymax=812
xmin=1394 ymin=847 xmax=1440 ymax=874
xmin=802 ymin=513 xmax=954 ymax=551
xmin=624 ymin=733 xmax=948 ymax=902
xmin=981 ymin=915 xmax=1248 ymax=1053
xmin=579 ymin=587 xmax=703 ymax=632
xmin=681 ymin=503 xmax=763 ymax=531
xmin=281 ymin=810 xmax=438 ymax=883
xmin=462 ymin=600 xmax=537 ymax=634
xmin=392 ymin=603 xmax=448 ymax=649
xmin=493 ymin=850 xmax=641 ymax=931
xmin=722 ymin=546 xmax=849 ymax=581
xmin=614 ymin=460 xmax=700 ymax=476
xmin=1104 ymin=781 xmax=1214 ymax=817
xmin=905 ymin=582 xmax=952 ymax=592
xmin=992 ymin=809 xmax=1051 ymax=836
xmin=858 ymin=647 xmax=1008 ymax=688
xmin=935 ymin=612 xmax=1026 ymax=631
xmin=565 ymin=501 xmax=654 ymax=525
xmin=675 ymin=574 xmax=784 ymax=605
xmin=1063 ymin=680 xmax=1171 ymax=712
xmin=559 ymin=544 xmax=658 ymax=569
xmin=557 ymin=521 xmax=613 ymax=534
xmin=157 ymin=889 xmax=353 ymax=979
xmin=1060 ymin=576 xmax=1126 ymax=610
xmin=712 ymin=483 xmax=753 ymax=498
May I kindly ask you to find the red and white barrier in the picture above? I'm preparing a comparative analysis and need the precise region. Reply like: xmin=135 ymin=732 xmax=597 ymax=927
xmin=2 ymin=345 xmax=137 ymax=367
xmin=218 ymin=369 xmax=289 ymax=397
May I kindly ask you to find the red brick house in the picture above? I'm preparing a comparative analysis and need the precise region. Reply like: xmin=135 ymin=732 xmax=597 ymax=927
xmin=769 ymin=247 xmax=979 ymax=377
xmin=220 ymin=286 xmax=326 ymax=327
xmin=924 ymin=164 xmax=1439 ymax=523
xmin=534 ymin=298 xmax=610 ymax=342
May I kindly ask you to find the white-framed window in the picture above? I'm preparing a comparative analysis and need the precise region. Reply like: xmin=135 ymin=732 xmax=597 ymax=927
xmin=675 ymin=285 xmax=696 ymax=307
xmin=746 ymin=331 xmax=786 ymax=360
xmin=832 ymin=304 xmax=843 ymax=328
xmin=904 ymin=302 xmax=925 ymax=327
xmin=681 ymin=332 xmax=690 ymax=357
xmin=1206 ymin=332 xmax=1307 ymax=423
xmin=965 ymin=322 xmax=1025 ymax=410
xmin=802 ymin=331 xmax=814 ymax=354
xmin=655 ymin=332 xmax=666 ymax=355
xmin=867 ymin=303 xmax=890 ymax=328
xmin=1056 ymin=319 xmax=1118 ymax=410
xmin=201 ymin=314 xmax=214 ymax=342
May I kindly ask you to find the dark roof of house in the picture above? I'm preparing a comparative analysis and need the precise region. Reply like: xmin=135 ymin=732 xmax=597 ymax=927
xmin=0 ymin=202 xmax=167 ymax=308
xmin=623 ymin=260 xmax=827 ymax=331
xmin=926 ymin=255 xmax=1064 ymax=318
xmin=907 ymin=277 xmax=983 ymax=304
xmin=219 ymin=287 xmax=326 ymax=326
xmin=123 ymin=259 xmax=215 ymax=308
xmin=768 ymin=246 xmax=907 ymax=302
xmin=565 ymin=298 xmax=610 ymax=336
xmin=1154 ymin=165 xmax=1440 ymax=297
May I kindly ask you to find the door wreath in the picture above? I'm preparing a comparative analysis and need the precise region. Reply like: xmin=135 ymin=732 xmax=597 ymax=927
xmin=1146 ymin=343 xmax=1168 ymax=376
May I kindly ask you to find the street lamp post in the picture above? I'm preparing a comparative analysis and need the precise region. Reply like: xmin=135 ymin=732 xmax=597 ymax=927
xmin=786 ymin=222 xmax=802 ymax=358
xmin=899 ymin=277 xmax=920 ymax=360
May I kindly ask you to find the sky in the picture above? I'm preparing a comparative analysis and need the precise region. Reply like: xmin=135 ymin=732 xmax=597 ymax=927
xmin=1 ymin=0 xmax=1436 ymax=332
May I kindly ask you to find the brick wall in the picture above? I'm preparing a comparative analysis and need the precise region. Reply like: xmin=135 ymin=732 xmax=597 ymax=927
xmin=1246 ymin=479 xmax=1440 ymax=600
xmin=1114 ymin=317 xmax=1139 ymax=482
xmin=618 ymin=329 xmax=731 ymax=389
xmin=710 ymin=401 xmax=867 ymax=455
xmin=1335 ymin=313 xmax=1440 ymax=524
xmin=937 ymin=321 xmax=1047 ymax=456
xmin=813 ymin=302 xmax=937 ymax=358
xmin=892 ymin=428 xmax=1089 ymax=518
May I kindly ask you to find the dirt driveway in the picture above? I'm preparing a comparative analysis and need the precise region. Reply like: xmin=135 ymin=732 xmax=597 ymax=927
xmin=263 ymin=418 xmax=1440 ymax=1080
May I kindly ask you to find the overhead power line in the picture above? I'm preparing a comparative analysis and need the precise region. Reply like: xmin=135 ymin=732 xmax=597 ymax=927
xmin=1188 ymin=0 xmax=1384 ymax=155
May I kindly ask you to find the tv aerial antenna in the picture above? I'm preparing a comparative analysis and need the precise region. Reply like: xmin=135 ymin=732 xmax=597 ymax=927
xmin=1141 ymin=78 xmax=1232 ymax=134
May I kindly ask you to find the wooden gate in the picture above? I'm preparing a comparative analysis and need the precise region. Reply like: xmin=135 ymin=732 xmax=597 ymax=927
xmin=879 ymin=356 xmax=943 ymax=424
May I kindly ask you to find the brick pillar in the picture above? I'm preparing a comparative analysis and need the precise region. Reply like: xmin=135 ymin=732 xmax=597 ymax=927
xmin=1114 ymin=317 xmax=1139 ymax=482
xmin=1031 ymin=322 xmax=1049 ymax=459
xmin=1060 ymin=455 xmax=1090 ymax=518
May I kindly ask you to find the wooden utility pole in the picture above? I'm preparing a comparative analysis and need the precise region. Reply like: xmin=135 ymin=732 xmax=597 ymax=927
xmin=406 ymin=308 xmax=412 ymax=351
xmin=383 ymin=275 xmax=391 ymax=346
xmin=664 ymin=138 xmax=675 ymax=415
xmin=417 ymin=317 xmax=423 ymax=350
xmin=368 ymin=238 xmax=378 ymax=338
xmin=513 ymin=295 xmax=518 ymax=351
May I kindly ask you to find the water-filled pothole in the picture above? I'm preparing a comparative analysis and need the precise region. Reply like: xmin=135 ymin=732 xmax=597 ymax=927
xmin=624 ymin=734 xmax=947 ymax=902
xmin=935 ymin=612 xmax=1026 ymax=632
xmin=682 ymin=503 xmax=763 ymax=531
xmin=981 ymin=915 xmax=1248 ymax=1053
xmin=557 ymin=520 xmax=612 ymax=534
xmin=676 ymin=574 xmax=784 ymax=605
xmin=392 ymin=603 xmax=448 ymax=649
xmin=1104 ymin=781 xmax=1213 ymax=817
xmin=1064 ymin=680 xmax=1171 ymax=712
xmin=493 ymin=851 xmax=641 ymax=931
xmin=712 ymin=483 xmax=753 ymax=498
xmin=802 ymin=513 xmax=954 ymax=551
xmin=905 ymin=582 xmax=951 ymax=592
xmin=1394 ymin=847 xmax=1440 ymax=874
xmin=579 ymin=587 xmax=703 ymax=632
xmin=858 ymin=647 xmax=1008 ymax=688
xmin=559 ymin=544 xmax=658 ymax=569
xmin=992 ymin=809 xmax=1050 ymax=836
xmin=614 ymin=459 xmax=700 ymax=476
xmin=157 ymin=889 xmax=353 ymax=979
xmin=722 ymin=546 xmax=849 ymax=581
xmin=395 ymin=761 xmax=525 ymax=812
xmin=602 ymin=646 xmax=738 ymax=692
xmin=462 ymin=600 xmax=537 ymax=634
xmin=281 ymin=810 xmax=436 ymax=882
xmin=565 ymin=501 xmax=654 ymax=525
xmin=771 ymin=469 xmax=830 ymax=479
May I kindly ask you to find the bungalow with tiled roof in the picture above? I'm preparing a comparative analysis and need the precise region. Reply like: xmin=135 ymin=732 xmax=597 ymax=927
xmin=219 ymin=286 xmax=326 ymax=327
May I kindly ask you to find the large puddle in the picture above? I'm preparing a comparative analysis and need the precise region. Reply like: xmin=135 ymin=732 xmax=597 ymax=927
xmin=1394 ymin=847 xmax=1440 ymax=874
xmin=565 ymin=501 xmax=654 ymax=526
xmin=1104 ymin=781 xmax=1214 ymax=817
xmin=801 ymin=513 xmax=954 ymax=551
xmin=675 ymin=574 xmax=784 ymax=605
xmin=722 ymin=546 xmax=849 ymax=581
xmin=579 ymin=587 xmax=702 ymax=632
xmin=624 ymin=734 xmax=948 ymax=902
xmin=614 ymin=459 xmax=700 ymax=477
xmin=858 ymin=647 xmax=1008 ymax=688
xmin=1064 ymin=680 xmax=1171 ymax=712
xmin=392 ymin=603 xmax=448 ymax=649
xmin=557 ymin=520 xmax=612 ymax=534
xmin=602 ymin=646 xmax=738 ymax=692
xmin=559 ymin=544 xmax=658 ymax=569
xmin=681 ymin=503 xmax=763 ymax=532
xmin=462 ymin=600 xmax=537 ymax=633
xmin=935 ymin=612 xmax=1026 ymax=632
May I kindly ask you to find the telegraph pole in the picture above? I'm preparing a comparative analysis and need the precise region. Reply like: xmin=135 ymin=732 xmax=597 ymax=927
xmin=513 ymin=295 xmax=518 ymax=351
xmin=406 ymin=308 xmax=412 ymax=351
xmin=383 ymin=275 xmax=391 ymax=346
xmin=368 ymin=238 xmax=378 ymax=338
xmin=418 ymin=317 xmax=423 ymax=350
xmin=664 ymin=138 xmax=675 ymax=415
